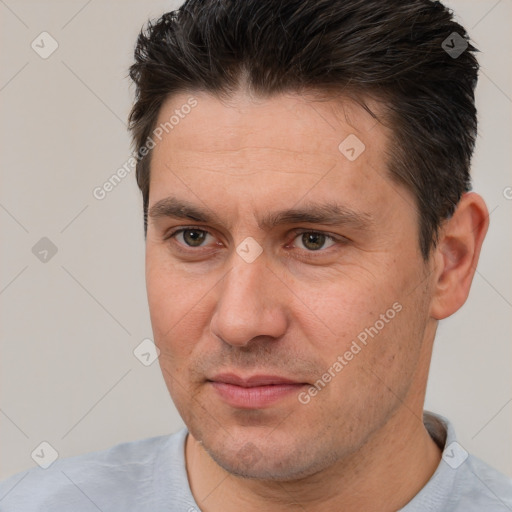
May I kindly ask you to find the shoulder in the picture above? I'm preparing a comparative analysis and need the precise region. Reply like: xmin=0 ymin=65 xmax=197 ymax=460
xmin=0 ymin=431 xmax=183 ymax=512
xmin=406 ymin=412 xmax=512 ymax=512
xmin=452 ymin=453 xmax=512 ymax=510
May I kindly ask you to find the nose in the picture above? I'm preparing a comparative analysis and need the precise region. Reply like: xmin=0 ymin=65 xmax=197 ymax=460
xmin=209 ymin=252 xmax=288 ymax=348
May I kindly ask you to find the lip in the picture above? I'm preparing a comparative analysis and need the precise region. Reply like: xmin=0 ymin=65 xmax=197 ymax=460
xmin=208 ymin=373 xmax=307 ymax=409
xmin=209 ymin=373 xmax=304 ymax=387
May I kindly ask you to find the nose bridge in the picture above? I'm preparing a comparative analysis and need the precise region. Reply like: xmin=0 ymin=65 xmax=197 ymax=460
xmin=210 ymin=248 xmax=286 ymax=346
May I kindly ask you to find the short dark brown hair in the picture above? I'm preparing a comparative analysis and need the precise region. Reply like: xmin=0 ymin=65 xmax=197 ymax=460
xmin=128 ymin=0 xmax=479 ymax=260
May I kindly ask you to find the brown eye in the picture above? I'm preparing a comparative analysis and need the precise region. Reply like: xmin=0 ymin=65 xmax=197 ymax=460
xmin=292 ymin=231 xmax=336 ymax=252
xmin=169 ymin=228 xmax=214 ymax=248
xmin=181 ymin=229 xmax=208 ymax=247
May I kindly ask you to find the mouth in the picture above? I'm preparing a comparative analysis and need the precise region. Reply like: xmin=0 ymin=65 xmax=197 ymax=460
xmin=207 ymin=373 xmax=308 ymax=409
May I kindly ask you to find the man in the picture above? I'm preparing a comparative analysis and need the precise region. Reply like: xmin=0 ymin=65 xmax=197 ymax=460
xmin=1 ymin=0 xmax=511 ymax=510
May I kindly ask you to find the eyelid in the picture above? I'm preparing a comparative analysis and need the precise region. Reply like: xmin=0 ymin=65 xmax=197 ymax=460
xmin=165 ymin=226 xmax=218 ymax=249
xmin=164 ymin=225 xmax=215 ymax=241
xmin=165 ymin=226 xmax=347 ymax=252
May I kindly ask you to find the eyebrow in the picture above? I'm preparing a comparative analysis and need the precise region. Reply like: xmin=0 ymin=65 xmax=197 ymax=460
xmin=148 ymin=196 xmax=374 ymax=231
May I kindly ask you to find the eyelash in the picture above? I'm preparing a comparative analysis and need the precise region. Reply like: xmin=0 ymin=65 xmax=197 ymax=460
xmin=165 ymin=226 xmax=346 ymax=258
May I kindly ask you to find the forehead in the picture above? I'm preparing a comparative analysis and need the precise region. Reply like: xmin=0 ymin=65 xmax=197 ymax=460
xmin=152 ymin=90 xmax=387 ymax=162
xmin=146 ymin=90 xmax=411 ymax=227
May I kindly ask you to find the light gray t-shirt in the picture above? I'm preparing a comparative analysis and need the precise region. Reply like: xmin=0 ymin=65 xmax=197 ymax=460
xmin=1 ymin=411 xmax=511 ymax=511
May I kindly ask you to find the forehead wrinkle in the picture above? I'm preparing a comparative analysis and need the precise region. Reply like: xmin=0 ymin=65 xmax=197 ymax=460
xmin=167 ymin=145 xmax=339 ymax=162
xmin=163 ymin=166 xmax=324 ymax=177
xmin=148 ymin=195 xmax=374 ymax=233
xmin=256 ymin=200 xmax=374 ymax=232
xmin=156 ymin=150 xmax=339 ymax=178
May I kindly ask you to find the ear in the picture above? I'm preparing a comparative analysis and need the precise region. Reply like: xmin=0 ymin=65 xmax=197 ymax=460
xmin=430 ymin=192 xmax=489 ymax=320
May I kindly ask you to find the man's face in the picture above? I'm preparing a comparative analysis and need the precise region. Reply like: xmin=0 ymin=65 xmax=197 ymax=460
xmin=145 ymin=90 xmax=437 ymax=480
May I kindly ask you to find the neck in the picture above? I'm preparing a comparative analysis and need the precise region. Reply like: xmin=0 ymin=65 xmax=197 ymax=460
xmin=185 ymin=406 xmax=442 ymax=512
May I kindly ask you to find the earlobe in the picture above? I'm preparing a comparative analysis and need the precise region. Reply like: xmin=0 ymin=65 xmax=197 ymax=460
xmin=430 ymin=192 xmax=489 ymax=320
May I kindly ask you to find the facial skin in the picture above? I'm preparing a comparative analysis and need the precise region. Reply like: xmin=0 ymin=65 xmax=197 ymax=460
xmin=145 ymin=90 xmax=489 ymax=511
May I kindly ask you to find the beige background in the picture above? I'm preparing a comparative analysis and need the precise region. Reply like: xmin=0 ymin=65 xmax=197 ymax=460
xmin=1 ymin=0 xmax=511 ymax=480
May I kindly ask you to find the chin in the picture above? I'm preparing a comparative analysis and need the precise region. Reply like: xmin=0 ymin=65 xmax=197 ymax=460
xmin=202 ymin=436 xmax=336 ymax=481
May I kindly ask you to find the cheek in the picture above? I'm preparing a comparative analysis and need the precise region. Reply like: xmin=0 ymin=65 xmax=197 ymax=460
xmin=146 ymin=251 xmax=216 ymax=365
xmin=311 ymin=266 xmax=427 ymax=384
xmin=146 ymin=244 xmax=186 ymax=311
xmin=146 ymin=253 xmax=189 ymax=350
xmin=300 ymin=275 xmax=400 ymax=345
xmin=359 ymin=293 xmax=428 ymax=388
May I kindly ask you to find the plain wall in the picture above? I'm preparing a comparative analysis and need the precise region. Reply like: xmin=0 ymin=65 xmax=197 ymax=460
xmin=1 ymin=0 xmax=511 ymax=480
